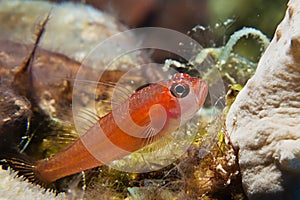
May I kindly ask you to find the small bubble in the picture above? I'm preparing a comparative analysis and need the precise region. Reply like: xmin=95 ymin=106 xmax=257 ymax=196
xmin=223 ymin=18 xmax=234 ymax=26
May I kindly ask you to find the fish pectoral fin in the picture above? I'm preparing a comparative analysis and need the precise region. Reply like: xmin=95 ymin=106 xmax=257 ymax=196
xmin=137 ymin=125 xmax=172 ymax=153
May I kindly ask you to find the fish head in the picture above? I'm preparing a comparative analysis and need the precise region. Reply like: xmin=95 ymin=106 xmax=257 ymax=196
xmin=162 ymin=73 xmax=208 ymax=124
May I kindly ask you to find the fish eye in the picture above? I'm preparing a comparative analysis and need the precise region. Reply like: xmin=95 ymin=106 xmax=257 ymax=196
xmin=170 ymin=83 xmax=190 ymax=98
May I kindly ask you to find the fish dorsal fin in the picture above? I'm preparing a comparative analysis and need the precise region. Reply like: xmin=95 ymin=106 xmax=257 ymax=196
xmin=75 ymin=108 xmax=101 ymax=134
xmin=72 ymin=70 xmax=146 ymax=135
xmin=98 ymin=80 xmax=133 ymax=106
xmin=72 ymin=77 xmax=135 ymax=135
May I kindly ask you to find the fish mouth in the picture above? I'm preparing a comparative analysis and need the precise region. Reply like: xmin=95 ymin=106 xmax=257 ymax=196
xmin=195 ymin=80 xmax=208 ymax=106
xmin=175 ymin=79 xmax=208 ymax=124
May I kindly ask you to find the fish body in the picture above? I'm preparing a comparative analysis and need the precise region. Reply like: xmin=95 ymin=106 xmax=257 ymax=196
xmin=20 ymin=73 xmax=208 ymax=184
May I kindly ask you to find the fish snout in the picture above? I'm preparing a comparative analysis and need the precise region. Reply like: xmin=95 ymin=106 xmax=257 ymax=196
xmin=195 ymin=80 xmax=208 ymax=107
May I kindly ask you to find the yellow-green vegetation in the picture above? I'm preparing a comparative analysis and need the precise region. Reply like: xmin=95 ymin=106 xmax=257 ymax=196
xmin=193 ymin=27 xmax=270 ymax=86
xmin=78 ymin=115 xmax=246 ymax=199
xmin=225 ymin=84 xmax=244 ymax=114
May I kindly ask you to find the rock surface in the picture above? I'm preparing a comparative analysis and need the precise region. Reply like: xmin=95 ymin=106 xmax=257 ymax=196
xmin=226 ymin=0 xmax=300 ymax=199
xmin=0 ymin=1 xmax=134 ymax=199
xmin=0 ymin=0 xmax=126 ymax=63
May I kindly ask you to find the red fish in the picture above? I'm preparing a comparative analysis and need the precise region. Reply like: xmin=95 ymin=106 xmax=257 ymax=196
xmin=7 ymin=73 xmax=208 ymax=184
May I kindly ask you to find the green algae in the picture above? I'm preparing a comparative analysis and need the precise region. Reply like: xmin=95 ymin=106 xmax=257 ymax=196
xmin=193 ymin=27 xmax=270 ymax=86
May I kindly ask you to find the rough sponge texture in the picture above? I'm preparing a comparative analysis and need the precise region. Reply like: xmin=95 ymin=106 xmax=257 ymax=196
xmin=226 ymin=0 xmax=300 ymax=199
xmin=0 ymin=167 xmax=65 ymax=200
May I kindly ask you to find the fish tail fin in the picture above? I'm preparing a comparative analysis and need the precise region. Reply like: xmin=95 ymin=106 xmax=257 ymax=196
xmin=0 ymin=153 xmax=55 ymax=189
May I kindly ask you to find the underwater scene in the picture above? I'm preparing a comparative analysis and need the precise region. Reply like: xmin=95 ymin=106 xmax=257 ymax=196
xmin=1 ymin=0 xmax=298 ymax=200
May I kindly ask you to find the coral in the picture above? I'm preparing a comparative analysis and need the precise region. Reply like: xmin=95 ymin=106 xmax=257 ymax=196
xmin=226 ymin=0 xmax=300 ymax=199
xmin=0 ymin=167 xmax=65 ymax=200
